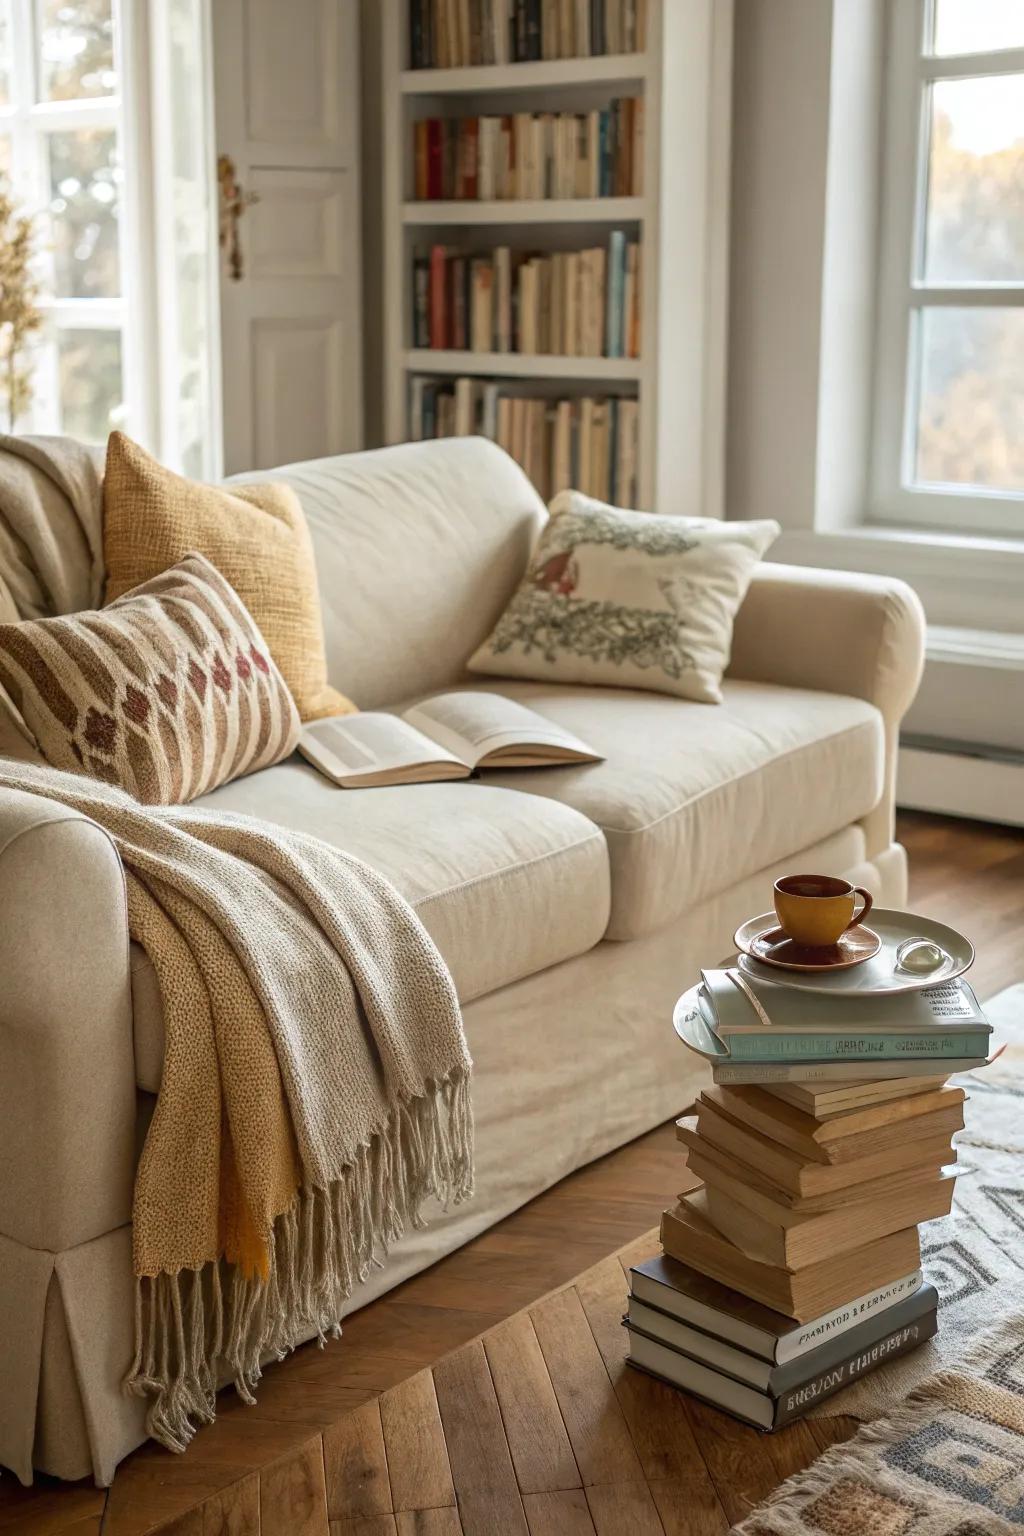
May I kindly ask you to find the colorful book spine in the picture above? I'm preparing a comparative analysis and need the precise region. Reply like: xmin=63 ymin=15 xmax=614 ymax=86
xmin=412 ymin=102 xmax=642 ymax=201
xmin=407 ymin=379 xmax=639 ymax=505
xmin=408 ymin=0 xmax=646 ymax=67
xmin=723 ymin=1030 xmax=990 ymax=1062
xmin=605 ymin=229 xmax=625 ymax=357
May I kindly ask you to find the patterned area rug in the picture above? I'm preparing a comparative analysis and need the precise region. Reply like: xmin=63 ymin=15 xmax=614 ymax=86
xmin=813 ymin=982 xmax=1024 ymax=1421
xmin=734 ymin=1313 xmax=1024 ymax=1534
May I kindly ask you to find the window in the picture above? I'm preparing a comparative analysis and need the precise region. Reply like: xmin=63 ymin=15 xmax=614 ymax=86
xmin=0 ymin=0 xmax=141 ymax=440
xmin=0 ymin=0 xmax=220 ymax=473
xmin=872 ymin=0 xmax=1024 ymax=534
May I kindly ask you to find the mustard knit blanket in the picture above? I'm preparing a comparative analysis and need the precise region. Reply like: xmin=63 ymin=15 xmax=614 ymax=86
xmin=0 ymin=760 xmax=473 ymax=1453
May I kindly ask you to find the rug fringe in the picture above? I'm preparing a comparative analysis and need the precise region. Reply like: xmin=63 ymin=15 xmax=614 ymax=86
xmin=125 ymin=1071 xmax=473 ymax=1452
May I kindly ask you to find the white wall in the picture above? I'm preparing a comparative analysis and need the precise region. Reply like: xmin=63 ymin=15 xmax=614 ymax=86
xmin=725 ymin=0 xmax=1024 ymax=778
xmin=727 ymin=0 xmax=833 ymax=533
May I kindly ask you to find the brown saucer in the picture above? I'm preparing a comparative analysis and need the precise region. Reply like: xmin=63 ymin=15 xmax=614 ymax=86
xmin=733 ymin=912 xmax=882 ymax=972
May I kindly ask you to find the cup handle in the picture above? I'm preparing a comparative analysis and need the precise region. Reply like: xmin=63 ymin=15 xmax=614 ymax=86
xmin=845 ymin=886 xmax=874 ymax=931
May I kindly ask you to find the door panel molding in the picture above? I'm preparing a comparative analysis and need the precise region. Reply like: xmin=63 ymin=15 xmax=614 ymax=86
xmin=214 ymin=0 xmax=362 ymax=474
xmin=248 ymin=169 xmax=348 ymax=281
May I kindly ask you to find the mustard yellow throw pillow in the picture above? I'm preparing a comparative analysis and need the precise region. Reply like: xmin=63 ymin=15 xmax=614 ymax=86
xmin=102 ymin=431 xmax=354 ymax=721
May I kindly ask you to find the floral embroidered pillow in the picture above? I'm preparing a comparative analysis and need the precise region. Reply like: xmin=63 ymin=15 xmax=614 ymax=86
xmin=468 ymin=491 xmax=780 ymax=704
xmin=0 ymin=552 xmax=300 ymax=803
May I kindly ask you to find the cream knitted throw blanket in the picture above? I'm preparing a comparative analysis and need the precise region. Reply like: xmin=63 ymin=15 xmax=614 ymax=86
xmin=0 ymin=760 xmax=473 ymax=1453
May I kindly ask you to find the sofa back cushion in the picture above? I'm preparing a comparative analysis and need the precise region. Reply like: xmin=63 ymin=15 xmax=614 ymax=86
xmin=231 ymin=437 xmax=546 ymax=709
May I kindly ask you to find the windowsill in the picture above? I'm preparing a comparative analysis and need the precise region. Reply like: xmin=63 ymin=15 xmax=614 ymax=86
xmin=771 ymin=521 xmax=1024 ymax=634
xmin=825 ymin=522 xmax=1024 ymax=558
xmin=776 ymin=521 xmax=1024 ymax=569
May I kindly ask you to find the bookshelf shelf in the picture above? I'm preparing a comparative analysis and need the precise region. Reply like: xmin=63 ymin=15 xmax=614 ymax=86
xmin=404 ymin=349 xmax=643 ymax=381
xmin=400 ymin=54 xmax=650 ymax=96
xmin=374 ymin=0 xmax=733 ymax=512
xmin=402 ymin=197 xmax=646 ymax=226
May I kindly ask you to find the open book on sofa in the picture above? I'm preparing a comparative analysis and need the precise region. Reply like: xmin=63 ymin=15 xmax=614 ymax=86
xmin=298 ymin=690 xmax=602 ymax=788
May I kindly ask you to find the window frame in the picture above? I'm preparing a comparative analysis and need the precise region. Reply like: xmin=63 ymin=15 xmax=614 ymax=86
xmin=0 ymin=0 xmax=154 ymax=442
xmin=870 ymin=0 xmax=1024 ymax=536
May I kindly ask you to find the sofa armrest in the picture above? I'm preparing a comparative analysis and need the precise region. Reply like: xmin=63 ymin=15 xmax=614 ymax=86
xmin=0 ymin=787 xmax=136 ymax=1251
xmin=728 ymin=564 xmax=926 ymax=856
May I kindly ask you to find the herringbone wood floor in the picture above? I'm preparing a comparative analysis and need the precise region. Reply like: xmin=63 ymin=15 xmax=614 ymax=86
xmin=1 ymin=811 xmax=1021 ymax=1534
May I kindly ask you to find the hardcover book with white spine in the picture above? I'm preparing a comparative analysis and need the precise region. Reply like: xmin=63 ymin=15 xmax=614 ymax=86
xmin=628 ymin=1253 xmax=924 ymax=1367
xmin=626 ymin=1299 xmax=938 ymax=1429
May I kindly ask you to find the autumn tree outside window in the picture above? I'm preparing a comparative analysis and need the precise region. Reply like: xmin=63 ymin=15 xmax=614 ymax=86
xmin=872 ymin=0 xmax=1024 ymax=534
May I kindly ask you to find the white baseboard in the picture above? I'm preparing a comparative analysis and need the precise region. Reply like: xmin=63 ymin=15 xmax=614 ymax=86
xmin=897 ymin=746 xmax=1024 ymax=828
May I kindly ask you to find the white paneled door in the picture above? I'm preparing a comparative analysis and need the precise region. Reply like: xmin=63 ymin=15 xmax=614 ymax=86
xmin=213 ymin=0 xmax=363 ymax=474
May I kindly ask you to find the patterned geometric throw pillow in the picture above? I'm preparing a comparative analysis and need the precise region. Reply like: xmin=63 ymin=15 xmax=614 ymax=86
xmin=468 ymin=490 xmax=780 ymax=704
xmin=0 ymin=552 xmax=301 ymax=803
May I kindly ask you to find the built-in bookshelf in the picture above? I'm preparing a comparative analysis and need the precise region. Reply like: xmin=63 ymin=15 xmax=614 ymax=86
xmin=376 ymin=0 xmax=733 ymax=512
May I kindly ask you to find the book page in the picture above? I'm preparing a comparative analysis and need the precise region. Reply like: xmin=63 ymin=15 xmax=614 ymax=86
xmin=298 ymin=713 xmax=466 ymax=787
xmin=403 ymin=691 xmax=599 ymax=768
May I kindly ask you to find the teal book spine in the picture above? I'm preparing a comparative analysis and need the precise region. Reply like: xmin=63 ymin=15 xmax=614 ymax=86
xmin=606 ymin=229 xmax=625 ymax=358
xmin=725 ymin=1030 xmax=989 ymax=1062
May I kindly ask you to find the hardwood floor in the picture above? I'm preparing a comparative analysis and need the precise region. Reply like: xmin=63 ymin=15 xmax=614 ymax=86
xmin=1 ymin=811 xmax=1021 ymax=1534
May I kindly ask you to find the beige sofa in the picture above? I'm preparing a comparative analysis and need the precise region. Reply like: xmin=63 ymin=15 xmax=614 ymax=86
xmin=0 ymin=437 xmax=925 ymax=1485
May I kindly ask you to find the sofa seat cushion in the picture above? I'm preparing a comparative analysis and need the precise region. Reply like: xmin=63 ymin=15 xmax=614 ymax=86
xmin=131 ymin=764 xmax=610 ymax=1092
xmin=472 ymin=679 xmax=885 ymax=940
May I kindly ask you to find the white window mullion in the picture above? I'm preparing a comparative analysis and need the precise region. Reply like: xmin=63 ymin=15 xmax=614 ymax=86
xmin=909 ymin=284 xmax=1024 ymax=306
xmin=917 ymin=46 xmax=1024 ymax=82
xmin=29 ymin=97 xmax=119 ymax=130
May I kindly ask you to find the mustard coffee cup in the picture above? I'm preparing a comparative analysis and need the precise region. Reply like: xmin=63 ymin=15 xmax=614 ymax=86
xmin=773 ymin=874 xmax=874 ymax=947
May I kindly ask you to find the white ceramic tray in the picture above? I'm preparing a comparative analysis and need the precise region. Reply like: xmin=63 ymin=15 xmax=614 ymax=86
xmin=731 ymin=908 xmax=973 ymax=997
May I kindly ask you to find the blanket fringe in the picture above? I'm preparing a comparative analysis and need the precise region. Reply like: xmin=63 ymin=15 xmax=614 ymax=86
xmin=125 ymin=1071 xmax=473 ymax=1453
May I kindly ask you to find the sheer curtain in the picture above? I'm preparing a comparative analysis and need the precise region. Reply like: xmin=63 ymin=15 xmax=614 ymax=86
xmin=142 ymin=0 xmax=222 ymax=477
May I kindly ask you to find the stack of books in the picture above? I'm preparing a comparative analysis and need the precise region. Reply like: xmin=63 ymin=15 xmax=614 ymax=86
xmin=409 ymin=0 xmax=648 ymax=69
xmin=625 ymin=970 xmax=993 ymax=1428
xmin=412 ymin=102 xmax=642 ymax=201
xmin=413 ymin=234 xmax=641 ymax=357
xmin=410 ymin=380 xmax=638 ymax=504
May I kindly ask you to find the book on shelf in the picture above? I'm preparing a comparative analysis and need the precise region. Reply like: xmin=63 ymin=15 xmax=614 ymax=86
xmin=410 ymin=379 xmax=639 ymax=505
xmin=700 ymin=1083 xmax=966 ymax=1164
xmin=298 ymin=690 xmax=600 ymax=788
xmin=408 ymin=0 xmax=648 ymax=69
xmin=625 ymin=1291 xmax=938 ymax=1431
xmin=660 ymin=1194 xmax=922 ymax=1323
xmin=412 ymin=100 xmax=643 ymax=200
xmin=678 ymin=1107 xmax=955 ymax=1200
xmin=412 ymin=236 xmax=641 ymax=358
xmin=628 ymin=1254 xmax=924 ymax=1368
